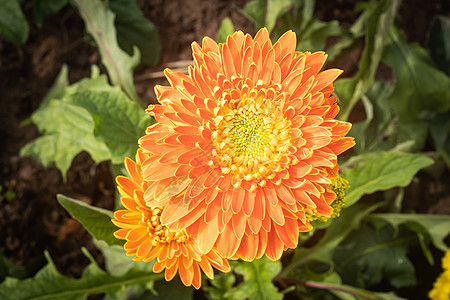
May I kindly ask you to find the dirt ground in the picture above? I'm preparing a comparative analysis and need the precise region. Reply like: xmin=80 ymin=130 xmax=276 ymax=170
xmin=0 ymin=0 xmax=449 ymax=293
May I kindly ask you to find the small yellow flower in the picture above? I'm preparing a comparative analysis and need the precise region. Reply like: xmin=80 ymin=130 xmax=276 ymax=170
xmin=429 ymin=249 xmax=450 ymax=300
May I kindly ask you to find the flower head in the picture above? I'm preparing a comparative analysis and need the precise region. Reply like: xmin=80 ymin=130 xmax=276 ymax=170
xmin=112 ymin=149 xmax=230 ymax=289
xmin=140 ymin=28 xmax=354 ymax=261
xmin=429 ymin=249 xmax=450 ymax=300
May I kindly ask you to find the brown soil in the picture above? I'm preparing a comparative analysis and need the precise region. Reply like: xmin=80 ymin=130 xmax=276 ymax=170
xmin=0 ymin=0 xmax=449 ymax=295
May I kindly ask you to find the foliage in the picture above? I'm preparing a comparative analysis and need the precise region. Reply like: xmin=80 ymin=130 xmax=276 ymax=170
xmin=3 ymin=0 xmax=450 ymax=299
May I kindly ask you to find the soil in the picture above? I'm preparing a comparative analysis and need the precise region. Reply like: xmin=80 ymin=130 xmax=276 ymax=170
xmin=0 ymin=0 xmax=449 ymax=297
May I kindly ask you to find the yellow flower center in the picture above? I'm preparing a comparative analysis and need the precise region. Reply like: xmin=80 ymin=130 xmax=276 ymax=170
xmin=210 ymin=87 xmax=293 ymax=187
xmin=145 ymin=206 xmax=188 ymax=246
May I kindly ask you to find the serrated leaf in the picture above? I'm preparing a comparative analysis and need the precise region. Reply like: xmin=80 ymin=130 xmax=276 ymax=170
xmin=33 ymin=0 xmax=69 ymax=27
xmin=217 ymin=17 xmax=235 ymax=44
xmin=226 ymin=257 xmax=283 ymax=300
xmin=20 ymin=100 xmax=111 ymax=178
xmin=66 ymin=90 xmax=154 ymax=163
xmin=42 ymin=64 xmax=69 ymax=106
xmin=0 ymin=0 xmax=29 ymax=44
xmin=383 ymin=27 xmax=450 ymax=121
xmin=0 ymin=251 xmax=162 ymax=300
xmin=57 ymin=194 xmax=121 ymax=246
xmin=334 ymin=223 xmax=417 ymax=289
xmin=109 ymin=0 xmax=161 ymax=66
xmin=341 ymin=152 xmax=434 ymax=206
xmin=73 ymin=0 xmax=142 ymax=105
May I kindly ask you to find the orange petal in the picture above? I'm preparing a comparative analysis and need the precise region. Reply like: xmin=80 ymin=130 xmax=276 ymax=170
xmin=237 ymin=233 xmax=258 ymax=261
xmin=265 ymin=228 xmax=284 ymax=261
xmin=311 ymin=69 xmax=342 ymax=94
xmin=267 ymin=202 xmax=285 ymax=226
xmin=196 ymin=217 xmax=219 ymax=254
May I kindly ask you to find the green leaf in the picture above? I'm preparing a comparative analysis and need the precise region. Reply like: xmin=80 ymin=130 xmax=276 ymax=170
xmin=41 ymin=64 xmax=69 ymax=107
xmin=109 ymin=0 xmax=161 ymax=66
xmin=33 ymin=0 xmax=69 ymax=27
xmin=94 ymin=240 xmax=154 ymax=277
xmin=57 ymin=194 xmax=122 ymax=246
xmin=341 ymin=152 xmax=434 ymax=206
xmin=0 ymin=0 xmax=29 ymax=44
xmin=66 ymin=90 xmax=154 ymax=163
xmin=20 ymin=100 xmax=111 ymax=179
xmin=369 ymin=213 xmax=450 ymax=253
xmin=282 ymin=202 xmax=383 ymax=279
xmin=302 ymin=280 xmax=407 ymax=300
xmin=227 ymin=257 xmax=283 ymax=300
xmin=73 ymin=0 xmax=142 ymax=105
xmin=350 ymin=80 xmax=429 ymax=153
xmin=265 ymin=0 xmax=296 ymax=33
xmin=428 ymin=15 xmax=450 ymax=76
xmin=383 ymin=27 xmax=450 ymax=122
xmin=205 ymin=273 xmax=236 ymax=300
xmin=217 ymin=17 xmax=235 ymax=44
xmin=241 ymin=0 xmax=265 ymax=31
xmin=334 ymin=222 xmax=417 ymax=289
xmin=142 ymin=279 xmax=194 ymax=300
xmin=336 ymin=0 xmax=400 ymax=121
xmin=430 ymin=111 xmax=450 ymax=168
xmin=0 ymin=250 xmax=163 ymax=300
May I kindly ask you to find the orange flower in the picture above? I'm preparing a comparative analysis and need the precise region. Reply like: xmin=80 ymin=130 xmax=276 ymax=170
xmin=139 ymin=28 xmax=354 ymax=261
xmin=112 ymin=149 xmax=230 ymax=289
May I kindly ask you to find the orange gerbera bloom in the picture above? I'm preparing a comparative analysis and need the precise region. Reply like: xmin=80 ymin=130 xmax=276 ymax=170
xmin=139 ymin=28 xmax=354 ymax=261
xmin=112 ymin=149 xmax=230 ymax=289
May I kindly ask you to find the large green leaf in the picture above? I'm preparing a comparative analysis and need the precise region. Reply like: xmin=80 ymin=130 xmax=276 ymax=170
xmin=73 ymin=0 xmax=142 ymax=105
xmin=0 ymin=0 xmax=28 ymax=44
xmin=109 ymin=0 xmax=161 ymax=66
xmin=57 ymin=194 xmax=121 ymax=246
xmin=281 ymin=202 xmax=383 ymax=279
xmin=341 ymin=152 xmax=434 ymax=206
xmin=350 ymin=80 xmax=429 ymax=153
xmin=334 ymin=222 xmax=417 ymax=289
xmin=383 ymin=27 xmax=450 ymax=122
xmin=369 ymin=213 xmax=450 ymax=253
xmin=0 ymin=250 xmax=162 ymax=300
xmin=66 ymin=90 xmax=154 ymax=163
xmin=227 ymin=257 xmax=283 ymax=300
xmin=20 ymin=100 xmax=111 ymax=178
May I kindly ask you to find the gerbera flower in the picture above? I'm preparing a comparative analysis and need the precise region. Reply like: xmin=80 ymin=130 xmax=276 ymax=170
xmin=140 ymin=28 xmax=354 ymax=261
xmin=112 ymin=149 xmax=230 ymax=289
